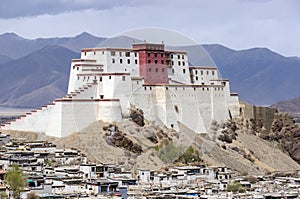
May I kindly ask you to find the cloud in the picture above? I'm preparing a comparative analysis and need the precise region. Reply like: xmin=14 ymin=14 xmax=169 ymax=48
xmin=0 ymin=0 xmax=299 ymax=56
xmin=0 ymin=0 xmax=150 ymax=19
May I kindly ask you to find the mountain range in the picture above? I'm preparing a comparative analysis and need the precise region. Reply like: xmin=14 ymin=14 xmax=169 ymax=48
xmin=0 ymin=32 xmax=299 ymax=110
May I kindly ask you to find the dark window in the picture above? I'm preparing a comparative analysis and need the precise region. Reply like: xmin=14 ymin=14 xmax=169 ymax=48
xmin=77 ymin=76 xmax=79 ymax=80
xmin=161 ymin=60 xmax=164 ymax=64
xmin=122 ymin=76 xmax=126 ymax=81
xmin=135 ymin=59 xmax=138 ymax=64
xmin=161 ymin=54 xmax=164 ymax=57
xmin=147 ymin=53 xmax=150 ymax=57
xmin=201 ymin=71 xmax=203 ymax=75
xmin=207 ymin=71 xmax=209 ymax=75
xmin=112 ymin=58 xmax=115 ymax=63
xmin=162 ymin=68 xmax=165 ymax=72
xmin=178 ymin=55 xmax=180 ymax=59
xmin=183 ymin=69 xmax=186 ymax=73
xmin=182 ymin=61 xmax=185 ymax=66
xmin=196 ymin=76 xmax=198 ymax=80
xmin=195 ymin=70 xmax=198 ymax=75
xmin=127 ymin=59 xmax=130 ymax=64
xmin=212 ymin=71 xmax=215 ymax=75
xmin=84 ymin=52 xmax=86 ymax=56
xmin=148 ymin=60 xmax=151 ymax=64
xmin=155 ymin=68 xmax=158 ymax=72
xmin=154 ymin=53 xmax=157 ymax=58
xmin=119 ymin=52 xmax=122 ymax=56
xmin=170 ymin=54 xmax=173 ymax=59
xmin=109 ymin=76 xmax=111 ymax=79
xmin=125 ymin=52 xmax=130 ymax=57
xmin=171 ymin=61 xmax=174 ymax=65
xmin=100 ymin=77 xmax=102 ymax=81
xmin=120 ymin=59 xmax=123 ymax=64
xmin=155 ymin=60 xmax=158 ymax=64
xmin=178 ymin=61 xmax=181 ymax=66
xmin=174 ymin=105 xmax=179 ymax=113
xmin=134 ymin=52 xmax=137 ymax=57
xmin=94 ymin=51 xmax=96 ymax=55
xmin=182 ymin=55 xmax=184 ymax=59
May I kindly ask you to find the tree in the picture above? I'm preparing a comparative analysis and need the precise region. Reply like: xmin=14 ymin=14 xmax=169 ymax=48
xmin=27 ymin=192 xmax=39 ymax=199
xmin=5 ymin=165 xmax=27 ymax=199
xmin=226 ymin=182 xmax=245 ymax=193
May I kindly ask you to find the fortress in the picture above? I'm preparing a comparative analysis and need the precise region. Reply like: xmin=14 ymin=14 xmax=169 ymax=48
xmin=1 ymin=42 xmax=240 ymax=138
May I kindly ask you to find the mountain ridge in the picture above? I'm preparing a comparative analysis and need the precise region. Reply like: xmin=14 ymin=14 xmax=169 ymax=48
xmin=0 ymin=32 xmax=299 ymax=109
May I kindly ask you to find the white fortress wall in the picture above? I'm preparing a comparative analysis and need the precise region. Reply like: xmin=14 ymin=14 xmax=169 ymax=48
xmin=59 ymin=100 xmax=98 ymax=138
xmin=97 ymin=100 xmax=122 ymax=122
xmin=228 ymin=94 xmax=240 ymax=118
xmin=221 ymin=80 xmax=240 ymax=118
xmin=210 ymin=85 xmax=230 ymax=123
xmin=45 ymin=102 xmax=63 ymax=137
xmin=2 ymin=103 xmax=55 ymax=133
xmin=165 ymin=86 xmax=207 ymax=133
xmin=102 ymin=74 xmax=132 ymax=115
xmin=129 ymin=84 xmax=215 ymax=133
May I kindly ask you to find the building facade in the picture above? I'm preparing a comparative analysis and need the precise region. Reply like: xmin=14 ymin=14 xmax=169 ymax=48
xmin=1 ymin=43 xmax=240 ymax=138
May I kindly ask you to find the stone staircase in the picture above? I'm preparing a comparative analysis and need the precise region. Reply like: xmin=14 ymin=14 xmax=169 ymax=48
xmin=1 ymin=82 xmax=99 ymax=133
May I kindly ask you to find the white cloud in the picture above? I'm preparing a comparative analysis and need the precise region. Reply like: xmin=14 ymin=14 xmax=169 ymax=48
xmin=0 ymin=0 xmax=299 ymax=56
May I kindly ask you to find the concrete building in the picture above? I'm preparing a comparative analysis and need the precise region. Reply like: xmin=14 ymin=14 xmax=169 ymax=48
xmin=1 ymin=42 xmax=240 ymax=138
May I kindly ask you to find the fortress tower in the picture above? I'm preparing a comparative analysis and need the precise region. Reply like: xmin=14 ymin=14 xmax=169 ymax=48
xmin=1 ymin=42 xmax=240 ymax=138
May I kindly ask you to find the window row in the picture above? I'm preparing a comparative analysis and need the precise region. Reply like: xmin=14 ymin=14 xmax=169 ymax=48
xmin=147 ymin=60 xmax=165 ymax=64
xmin=170 ymin=54 xmax=185 ymax=59
xmin=147 ymin=52 xmax=164 ymax=58
xmin=76 ymin=76 xmax=126 ymax=81
xmin=194 ymin=70 xmax=215 ymax=76
xmin=83 ymin=51 xmax=105 ymax=56
xmin=148 ymin=68 xmax=165 ymax=73
xmin=111 ymin=51 xmax=137 ymax=57
xmin=112 ymin=58 xmax=138 ymax=65
xmin=169 ymin=61 xmax=186 ymax=66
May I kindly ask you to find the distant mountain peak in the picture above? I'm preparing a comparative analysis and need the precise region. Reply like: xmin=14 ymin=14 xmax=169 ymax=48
xmin=75 ymin=32 xmax=96 ymax=38
xmin=0 ymin=32 xmax=23 ymax=40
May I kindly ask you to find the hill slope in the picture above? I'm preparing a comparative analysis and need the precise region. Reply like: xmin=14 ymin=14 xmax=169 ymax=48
xmin=0 ymin=32 xmax=104 ymax=59
xmin=4 ymin=118 xmax=299 ymax=175
xmin=270 ymin=96 xmax=300 ymax=117
xmin=202 ymin=44 xmax=300 ymax=106
xmin=0 ymin=46 xmax=79 ymax=107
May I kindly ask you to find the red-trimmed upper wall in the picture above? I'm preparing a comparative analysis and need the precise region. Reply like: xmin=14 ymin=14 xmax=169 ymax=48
xmin=133 ymin=43 xmax=168 ymax=84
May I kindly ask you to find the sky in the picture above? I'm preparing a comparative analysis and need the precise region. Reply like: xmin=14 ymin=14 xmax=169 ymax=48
xmin=0 ymin=0 xmax=299 ymax=57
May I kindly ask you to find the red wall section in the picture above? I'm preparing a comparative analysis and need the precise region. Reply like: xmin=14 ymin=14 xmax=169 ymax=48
xmin=134 ymin=44 xmax=169 ymax=84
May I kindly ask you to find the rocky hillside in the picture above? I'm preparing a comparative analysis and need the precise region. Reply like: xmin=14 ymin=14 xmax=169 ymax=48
xmin=270 ymin=96 xmax=300 ymax=117
xmin=3 ymin=106 xmax=300 ymax=175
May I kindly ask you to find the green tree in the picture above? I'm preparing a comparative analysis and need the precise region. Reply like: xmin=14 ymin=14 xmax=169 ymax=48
xmin=5 ymin=165 xmax=27 ymax=199
xmin=226 ymin=182 xmax=245 ymax=193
